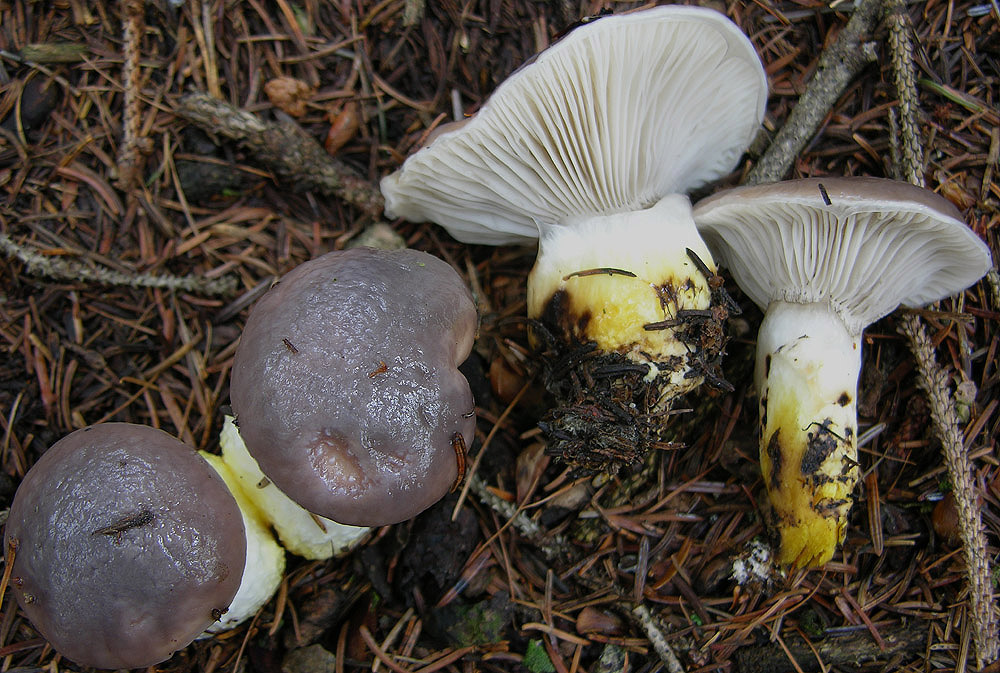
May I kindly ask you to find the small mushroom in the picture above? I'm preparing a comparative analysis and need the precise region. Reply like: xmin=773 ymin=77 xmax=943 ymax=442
xmin=693 ymin=177 xmax=992 ymax=567
xmin=380 ymin=6 xmax=767 ymax=470
xmin=3 ymin=423 xmax=249 ymax=669
xmin=230 ymin=247 xmax=477 ymax=526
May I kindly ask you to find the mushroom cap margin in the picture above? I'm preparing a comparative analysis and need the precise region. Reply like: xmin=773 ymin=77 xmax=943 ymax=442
xmin=381 ymin=4 xmax=768 ymax=246
xmin=693 ymin=176 xmax=993 ymax=334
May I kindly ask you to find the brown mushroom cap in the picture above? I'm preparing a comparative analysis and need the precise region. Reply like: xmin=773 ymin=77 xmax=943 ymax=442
xmin=230 ymin=247 xmax=477 ymax=526
xmin=3 ymin=423 xmax=246 ymax=670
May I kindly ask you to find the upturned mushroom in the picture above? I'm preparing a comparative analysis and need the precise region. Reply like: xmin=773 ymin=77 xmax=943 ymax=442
xmin=3 ymin=423 xmax=262 ymax=669
xmin=693 ymin=177 xmax=992 ymax=567
xmin=230 ymin=246 xmax=477 ymax=526
xmin=380 ymin=5 xmax=767 ymax=470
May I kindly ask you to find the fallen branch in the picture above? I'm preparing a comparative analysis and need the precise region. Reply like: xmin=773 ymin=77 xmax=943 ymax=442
xmin=733 ymin=621 xmax=929 ymax=673
xmin=175 ymin=93 xmax=384 ymax=216
xmin=747 ymin=0 xmax=883 ymax=185
xmin=886 ymin=0 xmax=999 ymax=665
xmin=0 ymin=233 xmax=237 ymax=296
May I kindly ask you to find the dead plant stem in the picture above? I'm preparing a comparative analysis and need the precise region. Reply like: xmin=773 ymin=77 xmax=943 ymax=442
xmin=0 ymin=232 xmax=237 ymax=296
xmin=747 ymin=0 xmax=882 ymax=185
xmin=632 ymin=604 xmax=685 ymax=673
xmin=887 ymin=0 xmax=999 ymax=664
xmin=116 ymin=0 xmax=150 ymax=192
xmin=175 ymin=93 xmax=385 ymax=216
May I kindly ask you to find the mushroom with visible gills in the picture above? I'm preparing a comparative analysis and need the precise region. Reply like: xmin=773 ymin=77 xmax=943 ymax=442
xmin=693 ymin=177 xmax=992 ymax=567
xmin=3 ymin=423 xmax=259 ymax=669
xmin=230 ymin=246 xmax=478 ymax=526
xmin=380 ymin=5 xmax=768 ymax=471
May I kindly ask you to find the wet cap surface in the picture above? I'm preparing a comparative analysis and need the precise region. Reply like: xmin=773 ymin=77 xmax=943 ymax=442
xmin=4 ymin=423 xmax=246 ymax=670
xmin=231 ymin=247 xmax=477 ymax=526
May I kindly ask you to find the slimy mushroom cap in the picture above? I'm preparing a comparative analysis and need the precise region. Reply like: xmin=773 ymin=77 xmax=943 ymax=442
xmin=4 ymin=423 xmax=246 ymax=669
xmin=231 ymin=247 xmax=477 ymax=526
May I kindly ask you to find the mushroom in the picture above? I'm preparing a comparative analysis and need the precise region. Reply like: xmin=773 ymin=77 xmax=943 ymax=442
xmin=197 ymin=447 xmax=286 ymax=633
xmin=380 ymin=5 xmax=767 ymax=470
xmin=693 ymin=177 xmax=992 ymax=567
xmin=3 ymin=423 xmax=254 ymax=669
xmin=230 ymin=246 xmax=477 ymax=526
xmin=211 ymin=415 xmax=371 ymax=560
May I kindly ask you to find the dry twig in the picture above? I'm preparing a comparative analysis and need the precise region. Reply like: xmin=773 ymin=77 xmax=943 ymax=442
xmin=175 ymin=92 xmax=385 ymax=216
xmin=115 ymin=0 xmax=150 ymax=192
xmin=0 ymin=233 xmax=237 ymax=296
xmin=886 ymin=0 xmax=999 ymax=664
xmin=632 ymin=605 xmax=685 ymax=673
xmin=747 ymin=0 xmax=883 ymax=185
xmin=897 ymin=315 xmax=999 ymax=667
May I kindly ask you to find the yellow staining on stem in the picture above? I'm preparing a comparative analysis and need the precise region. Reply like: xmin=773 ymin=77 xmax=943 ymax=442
xmin=527 ymin=195 xmax=717 ymax=391
xmin=541 ymin=267 xmax=710 ymax=364
xmin=759 ymin=333 xmax=859 ymax=568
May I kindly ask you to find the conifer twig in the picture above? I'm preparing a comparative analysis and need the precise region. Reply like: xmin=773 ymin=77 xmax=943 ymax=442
xmin=747 ymin=0 xmax=882 ymax=185
xmin=0 ymin=233 xmax=237 ymax=296
xmin=886 ymin=0 xmax=999 ymax=665
xmin=116 ymin=0 xmax=151 ymax=192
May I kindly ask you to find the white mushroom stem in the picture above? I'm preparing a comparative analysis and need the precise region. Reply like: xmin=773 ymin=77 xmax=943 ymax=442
xmin=199 ymin=452 xmax=285 ymax=633
xmin=526 ymin=194 xmax=716 ymax=394
xmin=755 ymin=301 xmax=861 ymax=567
xmin=218 ymin=417 xmax=372 ymax=560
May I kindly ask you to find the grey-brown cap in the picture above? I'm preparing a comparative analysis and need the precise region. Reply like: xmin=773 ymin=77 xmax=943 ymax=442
xmin=694 ymin=177 xmax=993 ymax=334
xmin=230 ymin=247 xmax=477 ymax=526
xmin=4 ymin=423 xmax=246 ymax=670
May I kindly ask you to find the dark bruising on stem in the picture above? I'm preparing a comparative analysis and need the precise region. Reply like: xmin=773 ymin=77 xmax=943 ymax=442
xmin=92 ymin=509 xmax=154 ymax=544
xmin=532 ymin=250 xmax=741 ymax=472
xmin=766 ymin=431 xmax=783 ymax=486
xmin=801 ymin=420 xmax=840 ymax=478
xmin=538 ymin=288 xmax=592 ymax=346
